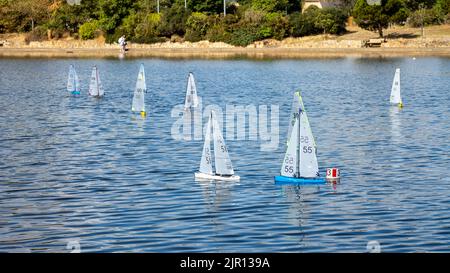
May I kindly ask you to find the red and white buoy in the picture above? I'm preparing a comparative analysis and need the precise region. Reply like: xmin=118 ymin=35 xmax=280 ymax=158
xmin=326 ymin=168 xmax=340 ymax=180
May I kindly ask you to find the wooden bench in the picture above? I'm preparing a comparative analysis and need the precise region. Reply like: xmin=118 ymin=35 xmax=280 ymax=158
xmin=362 ymin=38 xmax=386 ymax=48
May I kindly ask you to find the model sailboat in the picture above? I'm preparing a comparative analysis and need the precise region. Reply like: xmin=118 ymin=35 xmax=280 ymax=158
xmin=184 ymin=72 xmax=199 ymax=109
xmin=88 ymin=65 xmax=105 ymax=97
xmin=275 ymin=91 xmax=325 ymax=184
xmin=67 ymin=65 xmax=80 ymax=95
xmin=390 ymin=68 xmax=403 ymax=108
xmin=132 ymin=64 xmax=147 ymax=117
xmin=195 ymin=110 xmax=240 ymax=182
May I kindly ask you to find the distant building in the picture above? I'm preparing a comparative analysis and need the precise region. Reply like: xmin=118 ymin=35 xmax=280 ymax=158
xmin=302 ymin=0 xmax=342 ymax=13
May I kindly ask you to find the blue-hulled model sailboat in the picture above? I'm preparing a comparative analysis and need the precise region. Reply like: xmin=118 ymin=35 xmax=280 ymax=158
xmin=275 ymin=91 xmax=325 ymax=184
xmin=67 ymin=65 xmax=80 ymax=95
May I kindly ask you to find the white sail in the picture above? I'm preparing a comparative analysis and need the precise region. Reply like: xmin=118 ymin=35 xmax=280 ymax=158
xmin=281 ymin=93 xmax=320 ymax=178
xmin=89 ymin=66 xmax=104 ymax=97
xmin=212 ymin=111 xmax=234 ymax=175
xmin=89 ymin=66 xmax=98 ymax=96
xmin=287 ymin=91 xmax=316 ymax=147
xmin=74 ymin=71 xmax=80 ymax=93
xmin=281 ymin=117 xmax=299 ymax=177
xmin=67 ymin=65 xmax=80 ymax=94
xmin=299 ymin=110 xmax=320 ymax=178
xmin=132 ymin=64 xmax=146 ymax=112
xmin=184 ymin=72 xmax=199 ymax=109
xmin=286 ymin=92 xmax=300 ymax=144
xmin=97 ymin=67 xmax=104 ymax=97
xmin=199 ymin=112 xmax=213 ymax=175
xmin=390 ymin=68 xmax=401 ymax=104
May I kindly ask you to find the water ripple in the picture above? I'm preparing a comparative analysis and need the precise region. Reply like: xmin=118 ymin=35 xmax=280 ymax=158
xmin=0 ymin=57 xmax=449 ymax=252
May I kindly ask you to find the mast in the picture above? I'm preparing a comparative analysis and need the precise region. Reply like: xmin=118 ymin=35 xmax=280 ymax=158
xmin=96 ymin=66 xmax=99 ymax=95
xmin=211 ymin=111 xmax=215 ymax=174
xmin=297 ymin=108 xmax=301 ymax=178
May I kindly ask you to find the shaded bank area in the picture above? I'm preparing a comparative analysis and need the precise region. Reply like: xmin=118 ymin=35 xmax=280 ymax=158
xmin=1 ymin=47 xmax=450 ymax=59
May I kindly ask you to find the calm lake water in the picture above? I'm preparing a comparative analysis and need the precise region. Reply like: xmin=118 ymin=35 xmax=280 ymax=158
xmin=0 ymin=57 xmax=449 ymax=252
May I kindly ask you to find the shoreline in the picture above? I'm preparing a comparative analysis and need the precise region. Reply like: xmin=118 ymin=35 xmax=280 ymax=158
xmin=2 ymin=25 xmax=450 ymax=59
xmin=1 ymin=47 xmax=450 ymax=59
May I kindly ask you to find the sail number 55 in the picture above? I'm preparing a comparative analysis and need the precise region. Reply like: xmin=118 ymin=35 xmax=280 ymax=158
xmin=284 ymin=156 xmax=294 ymax=174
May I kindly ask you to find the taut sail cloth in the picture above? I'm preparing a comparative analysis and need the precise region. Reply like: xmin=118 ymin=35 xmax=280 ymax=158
xmin=67 ymin=65 xmax=80 ymax=95
xmin=132 ymin=64 xmax=146 ymax=113
xmin=287 ymin=91 xmax=316 ymax=148
xmin=281 ymin=116 xmax=299 ymax=177
xmin=184 ymin=72 xmax=199 ymax=109
xmin=212 ymin=111 xmax=234 ymax=175
xmin=199 ymin=112 xmax=213 ymax=175
xmin=281 ymin=93 xmax=319 ymax=178
xmin=390 ymin=68 xmax=402 ymax=105
xmin=298 ymin=108 xmax=319 ymax=177
xmin=88 ymin=65 xmax=104 ymax=97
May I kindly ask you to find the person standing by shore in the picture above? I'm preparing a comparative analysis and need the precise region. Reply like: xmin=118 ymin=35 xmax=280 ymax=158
xmin=118 ymin=35 xmax=127 ymax=53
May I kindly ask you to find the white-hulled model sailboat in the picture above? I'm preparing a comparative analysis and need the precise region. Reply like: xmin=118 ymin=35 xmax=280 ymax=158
xmin=195 ymin=110 xmax=240 ymax=182
xmin=275 ymin=91 xmax=325 ymax=184
xmin=132 ymin=64 xmax=147 ymax=117
xmin=184 ymin=72 xmax=199 ymax=110
xmin=67 ymin=65 xmax=80 ymax=95
xmin=88 ymin=65 xmax=105 ymax=97
xmin=390 ymin=68 xmax=403 ymax=108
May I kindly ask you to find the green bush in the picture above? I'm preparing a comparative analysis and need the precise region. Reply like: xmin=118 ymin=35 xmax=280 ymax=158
xmin=223 ymin=8 xmax=266 ymax=46
xmin=251 ymin=0 xmax=289 ymax=13
xmin=435 ymin=0 xmax=450 ymax=15
xmin=158 ymin=4 xmax=190 ymax=37
xmin=318 ymin=8 xmax=348 ymax=34
xmin=407 ymin=8 xmax=445 ymax=27
xmin=289 ymin=12 xmax=317 ymax=37
xmin=79 ymin=20 xmax=100 ymax=40
xmin=185 ymin=12 xmax=210 ymax=42
xmin=118 ymin=12 xmax=139 ymax=39
xmin=134 ymin=13 xmax=162 ymax=43
xmin=227 ymin=25 xmax=261 ymax=46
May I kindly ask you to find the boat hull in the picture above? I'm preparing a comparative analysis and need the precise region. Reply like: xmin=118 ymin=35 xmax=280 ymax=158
xmin=274 ymin=175 xmax=326 ymax=185
xmin=195 ymin=172 xmax=240 ymax=182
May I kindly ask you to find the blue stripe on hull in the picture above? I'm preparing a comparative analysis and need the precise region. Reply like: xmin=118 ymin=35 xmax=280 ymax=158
xmin=274 ymin=175 xmax=326 ymax=185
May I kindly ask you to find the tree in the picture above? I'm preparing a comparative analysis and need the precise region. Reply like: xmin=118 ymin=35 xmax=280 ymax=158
xmin=98 ymin=0 xmax=135 ymax=33
xmin=48 ymin=0 xmax=100 ymax=34
xmin=188 ymin=0 xmax=223 ymax=13
xmin=158 ymin=2 xmax=190 ymax=37
xmin=251 ymin=0 xmax=289 ymax=12
xmin=185 ymin=12 xmax=210 ymax=41
xmin=14 ymin=0 xmax=53 ymax=31
xmin=353 ymin=0 xmax=408 ymax=37
xmin=405 ymin=0 xmax=435 ymax=11
xmin=0 ymin=0 xmax=22 ymax=32
xmin=435 ymin=0 xmax=450 ymax=15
